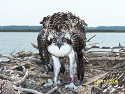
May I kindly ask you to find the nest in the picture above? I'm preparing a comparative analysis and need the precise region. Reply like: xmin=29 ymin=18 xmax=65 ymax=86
xmin=0 ymin=49 xmax=125 ymax=94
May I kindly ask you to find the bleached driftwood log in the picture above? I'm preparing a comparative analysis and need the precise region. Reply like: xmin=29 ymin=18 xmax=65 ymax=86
xmin=83 ymin=72 xmax=108 ymax=86
xmin=13 ymin=85 xmax=44 ymax=94
xmin=88 ymin=57 xmax=125 ymax=61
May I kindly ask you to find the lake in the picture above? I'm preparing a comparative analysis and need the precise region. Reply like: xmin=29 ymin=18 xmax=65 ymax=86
xmin=0 ymin=32 xmax=125 ymax=55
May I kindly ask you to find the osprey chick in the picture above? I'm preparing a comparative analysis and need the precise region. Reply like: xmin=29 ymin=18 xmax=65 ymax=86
xmin=37 ymin=12 xmax=87 ymax=89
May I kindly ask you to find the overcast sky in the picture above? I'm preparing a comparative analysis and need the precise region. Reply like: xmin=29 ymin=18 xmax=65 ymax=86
xmin=0 ymin=0 xmax=125 ymax=27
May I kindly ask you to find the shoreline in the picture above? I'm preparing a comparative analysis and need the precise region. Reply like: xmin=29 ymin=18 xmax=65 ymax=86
xmin=0 ymin=30 xmax=125 ymax=33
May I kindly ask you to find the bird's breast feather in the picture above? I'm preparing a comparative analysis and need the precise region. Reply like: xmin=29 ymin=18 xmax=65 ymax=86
xmin=48 ymin=44 xmax=72 ymax=57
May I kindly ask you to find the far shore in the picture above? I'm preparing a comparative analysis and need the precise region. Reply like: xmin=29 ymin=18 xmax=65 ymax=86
xmin=0 ymin=30 xmax=125 ymax=33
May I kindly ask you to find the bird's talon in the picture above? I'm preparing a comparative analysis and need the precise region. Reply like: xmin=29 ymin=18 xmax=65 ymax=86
xmin=43 ymin=79 xmax=53 ymax=87
xmin=44 ymin=79 xmax=61 ymax=87
xmin=65 ymin=83 xmax=78 ymax=90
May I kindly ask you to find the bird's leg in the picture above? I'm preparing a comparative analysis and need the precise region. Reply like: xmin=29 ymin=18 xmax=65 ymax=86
xmin=44 ymin=55 xmax=61 ymax=87
xmin=69 ymin=50 xmax=76 ymax=83
xmin=52 ymin=55 xmax=61 ymax=85
xmin=65 ymin=49 xmax=78 ymax=90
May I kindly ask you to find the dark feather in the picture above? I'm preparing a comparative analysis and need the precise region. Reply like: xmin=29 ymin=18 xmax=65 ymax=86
xmin=37 ymin=30 xmax=50 ymax=64
xmin=71 ymin=32 xmax=86 ymax=81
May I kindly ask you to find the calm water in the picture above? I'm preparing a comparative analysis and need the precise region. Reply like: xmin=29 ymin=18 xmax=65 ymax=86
xmin=86 ymin=32 xmax=125 ymax=47
xmin=0 ymin=32 xmax=125 ymax=55
xmin=0 ymin=32 xmax=38 ymax=55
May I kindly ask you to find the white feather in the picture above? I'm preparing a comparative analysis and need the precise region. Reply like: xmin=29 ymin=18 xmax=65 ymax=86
xmin=48 ymin=44 xmax=72 ymax=57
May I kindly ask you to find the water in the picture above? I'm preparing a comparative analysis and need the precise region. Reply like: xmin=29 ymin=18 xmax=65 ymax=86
xmin=86 ymin=32 xmax=125 ymax=47
xmin=0 ymin=32 xmax=38 ymax=55
xmin=0 ymin=32 xmax=125 ymax=55
xmin=86 ymin=32 xmax=125 ymax=52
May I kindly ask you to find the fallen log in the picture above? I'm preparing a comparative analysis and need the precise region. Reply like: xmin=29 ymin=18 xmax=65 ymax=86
xmin=88 ymin=56 xmax=125 ymax=61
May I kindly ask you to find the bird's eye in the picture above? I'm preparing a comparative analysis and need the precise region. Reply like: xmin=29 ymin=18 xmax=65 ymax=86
xmin=62 ymin=38 xmax=67 ymax=42
xmin=52 ymin=38 xmax=56 ymax=43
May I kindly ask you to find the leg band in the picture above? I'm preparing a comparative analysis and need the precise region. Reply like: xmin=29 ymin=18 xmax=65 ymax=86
xmin=70 ymin=77 xmax=75 ymax=83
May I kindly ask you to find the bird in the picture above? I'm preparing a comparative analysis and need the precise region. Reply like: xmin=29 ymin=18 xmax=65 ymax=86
xmin=37 ymin=12 xmax=87 ymax=89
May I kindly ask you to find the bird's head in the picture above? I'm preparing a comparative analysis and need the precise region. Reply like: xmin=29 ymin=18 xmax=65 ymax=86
xmin=47 ymin=30 xmax=71 ymax=49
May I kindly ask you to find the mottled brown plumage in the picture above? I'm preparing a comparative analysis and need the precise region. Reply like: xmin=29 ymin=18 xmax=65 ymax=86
xmin=37 ymin=12 xmax=87 ymax=82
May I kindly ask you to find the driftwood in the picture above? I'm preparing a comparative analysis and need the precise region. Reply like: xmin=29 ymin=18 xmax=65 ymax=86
xmin=31 ymin=43 xmax=38 ymax=49
xmin=0 ymin=73 xmax=13 ymax=81
xmin=45 ymin=86 xmax=58 ymax=94
xmin=88 ymin=56 xmax=125 ymax=61
xmin=12 ymin=70 xmax=29 ymax=86
xmin=13 ymin=85 xmax=44 ymax=94
xmin=83 ymin=72 xmax=108 ymax=86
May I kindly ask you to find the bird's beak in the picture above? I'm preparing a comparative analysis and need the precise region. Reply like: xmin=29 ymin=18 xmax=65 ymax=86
xmin=55 ymin=41 xmax=63 ymax=49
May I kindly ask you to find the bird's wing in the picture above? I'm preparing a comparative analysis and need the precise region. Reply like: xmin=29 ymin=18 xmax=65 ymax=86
xmin=37 ymin=29 xmax=50 ymax=64
xmin=68 ymin=13 xmax=87 ymax=81
xmin=71 ymin=30 xmax=86 ymax=52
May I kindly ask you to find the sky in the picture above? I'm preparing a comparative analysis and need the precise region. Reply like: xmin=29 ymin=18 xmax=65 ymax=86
xmin=0 ymin=0 xmax=125 ymax=27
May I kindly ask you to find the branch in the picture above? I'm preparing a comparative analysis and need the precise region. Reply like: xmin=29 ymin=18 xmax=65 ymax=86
xmin=45 ymin=86 xmax=58 ymax=94
xmin=12 ymin=70 xmax=29 ymax=86
xmin=0 ymin=55 xmax=32 ymax=69
xmin=83 ymin=72 xmax=108 ymax=86
xmin=31 ymin=43 xmax=38 ymax=49
xmin=85 ymin=45 xmax=96 ymax=51
xmin=88 ymin=57 xmax=125 ymax=61
xmin=13 ymin=85 xmax=43 ymax=94
xmin=0 ymin=55 xmax=23 ymax=62
xmin=0 ymin=73 xmax=13 ymax=81
xmin=86 ymin=35 xmax=96 ymax=42
xmin=16 ymin=70 xmax=51 ymax=78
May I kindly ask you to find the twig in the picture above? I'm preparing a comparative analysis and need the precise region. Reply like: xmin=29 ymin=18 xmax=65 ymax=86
xmin=113 ymin=61 xmax=125 ymax=69
xmin=0 ymin=73 xmax=13 ymax=81
xmin=31 ymin=43 xmax=38 ymax=49
xmin=45 ymin=86 xmax=58 ymax=94
xmin=13 ymin=83 xmax=58 ymax=94
xmin=12 ymin=70 xmax=29 ymax=86
xmin=56 ymin=89 xmax=63 ymax=94
xmin=0 ymin=55 xmax=32 ymax=69
xmin=86 ymin=35 xmax=96 ymax=42
xmin=10 ymin=50 xmax=15 ymax=56
xmin=13 ymin=85 xmax=43 ymax=94
xmin=85 ymin=45 xmax=96 ymax=51
xmin=0 ymin=55 xmax=23 ymax=62
xmin=0 ymin=55 xmax=32 ymax=64
xmin=16 ymin=71 xmax=51 ymax=78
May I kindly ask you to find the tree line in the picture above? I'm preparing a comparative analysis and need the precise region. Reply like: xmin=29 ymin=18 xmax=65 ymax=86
xmin=0 ymin=26 xmax=125 ymax=32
